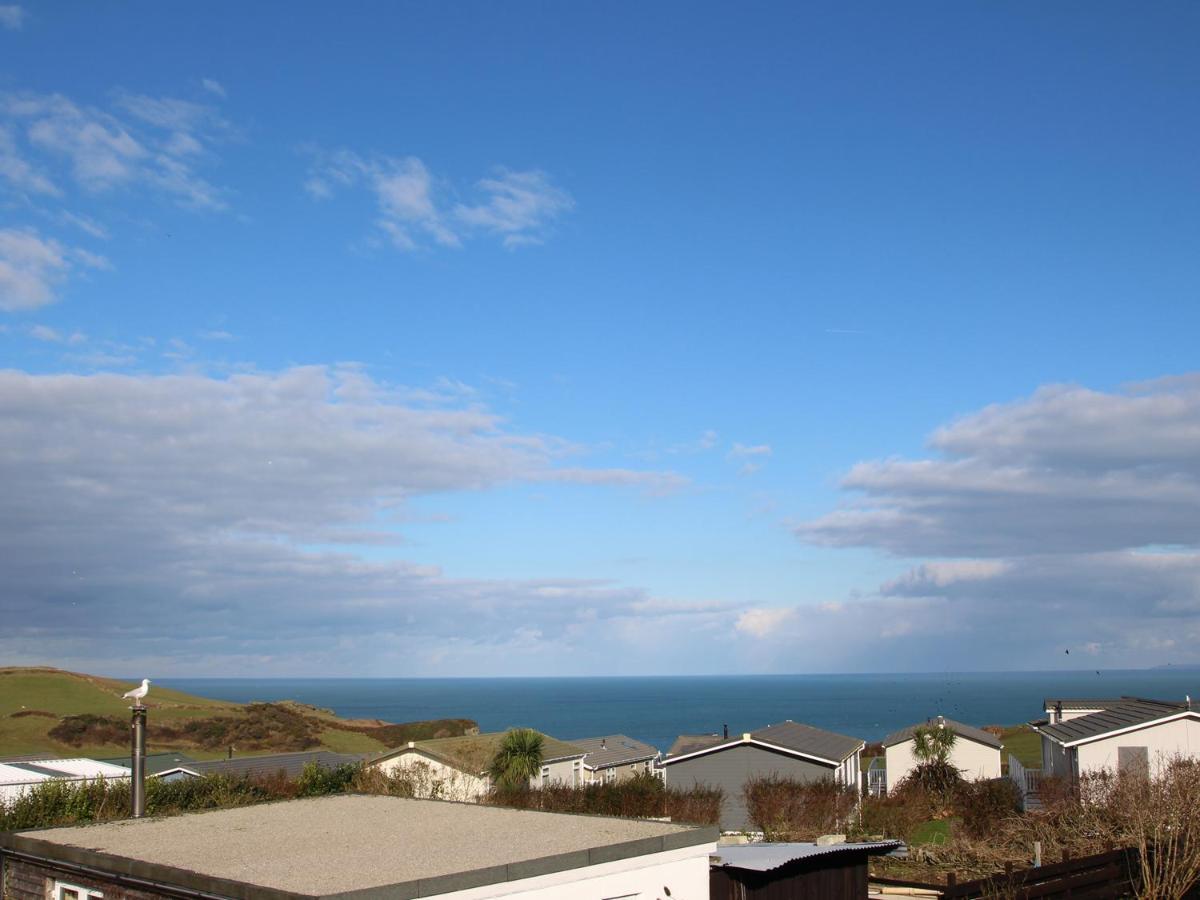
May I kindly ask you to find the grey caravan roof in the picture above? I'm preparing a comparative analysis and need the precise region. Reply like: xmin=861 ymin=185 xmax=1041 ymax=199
xmin=883 ymin=717 xmax=1001 ymax=749
xmin=664 ymin=720 xmax=863 ymax=766
xmin=1033 ymin=698 xmax=1189 ymax=745
xmin=163 ymin=750 xmax=366 ymax=779
xmin=572 ymin=734 xmax=659 ymax=769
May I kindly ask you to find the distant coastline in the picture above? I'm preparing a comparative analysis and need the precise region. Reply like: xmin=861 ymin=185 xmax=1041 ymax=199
xmin=159 ymin=669 xmax=1200 ymax=753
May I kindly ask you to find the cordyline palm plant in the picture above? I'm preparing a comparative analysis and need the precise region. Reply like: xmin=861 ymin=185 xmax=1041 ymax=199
xmin=912 ymin=721 xmax=957 ymax=765
xmin=489 ymin=728 xmax=545 ymax=791
xmin=901 ymin=721 xmax=962 ymax=814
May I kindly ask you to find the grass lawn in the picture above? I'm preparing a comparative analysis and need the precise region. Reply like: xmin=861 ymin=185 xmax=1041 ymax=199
xmin=1000 ymin=725 xmax=1042 ymax=769
xmin=0 ymin=668 xmax=469 ymax=759
xmin=911 ymin=819 xmax=952 ymax=845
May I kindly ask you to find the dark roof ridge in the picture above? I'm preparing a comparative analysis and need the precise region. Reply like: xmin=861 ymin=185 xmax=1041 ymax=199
xmin=881 ymin=716 xmax=1002 ymax=749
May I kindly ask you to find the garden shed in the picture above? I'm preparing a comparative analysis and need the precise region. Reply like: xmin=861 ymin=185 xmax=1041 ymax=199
xmin=709 ymin=840 xmax=901 ymax=899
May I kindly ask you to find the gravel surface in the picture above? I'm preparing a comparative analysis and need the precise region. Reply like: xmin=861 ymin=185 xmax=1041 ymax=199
xmin=25 ymin=795 xmax=701 ymax=894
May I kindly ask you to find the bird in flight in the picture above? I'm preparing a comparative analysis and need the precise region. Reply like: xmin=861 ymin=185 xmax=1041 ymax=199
xmin=123 ymin=678 xmax=151 ymax=705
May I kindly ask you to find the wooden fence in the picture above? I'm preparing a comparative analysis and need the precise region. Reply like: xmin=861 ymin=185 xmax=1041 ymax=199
xmin=870 ymin=847 xmax=1137 ymax=899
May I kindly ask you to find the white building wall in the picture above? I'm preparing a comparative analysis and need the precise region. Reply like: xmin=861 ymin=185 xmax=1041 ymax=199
xmin=374 ymin=751 xmax=587 ymax=797
xmin=1074 ymin=717 xmax=1200 ymax=777
xmin=427 ymin=843 xmax=715 ymax=900
xmin=373 ymin=752 xmax=489 ymax=802
xmin=540 ymin=756 xmax=583 ymax=787
xmin=884 ymin=737 xmax=1000 ymax=791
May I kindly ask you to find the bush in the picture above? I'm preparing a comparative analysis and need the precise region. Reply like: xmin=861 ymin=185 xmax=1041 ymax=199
xmin=2 ymin=764 xmax=725 ymax=833
xmin=892 ymin=760 xmax=964 ymax=818
xmin=953 ymin=778 xmax=1021 ymax=839
xmin=665 ymin=782 xmax=723 ymax=826
xmin=743 ymin=775 xmax=857 ymax=841
xmin=484 ymin=774 xmax=722 ymax=826
xmin=851 ymin=793 xmax=928 ymax=843
xmin=296 ymin=761 xmax=358 ymax=797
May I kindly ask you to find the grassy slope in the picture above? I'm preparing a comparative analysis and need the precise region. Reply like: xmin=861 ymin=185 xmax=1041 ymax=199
xmin=0 ymin=668 xmax=468 ymax=759
xmin=1000 ymin=724 xmax=1042 ymax=768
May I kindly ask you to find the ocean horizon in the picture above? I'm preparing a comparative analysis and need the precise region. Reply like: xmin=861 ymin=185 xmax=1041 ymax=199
xmin=159 ymin=669 xmax=1200 ymax=753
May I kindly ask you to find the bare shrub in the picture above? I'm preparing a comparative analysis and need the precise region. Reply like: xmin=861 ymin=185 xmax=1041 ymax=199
xmin=483 ymin=775 xmax=722 ymax=826
xmin=744 ymin=775 xmax=857 ymax=841
xmin=851 ymin=792 xmax=928 ymax=843
xmin=954 ymin=778 xmax=1021 ymax=840
xmin=664 ymin=783 xmax=723 ymax=825
xmin=892 ymin=760 xmax=963 ymax=818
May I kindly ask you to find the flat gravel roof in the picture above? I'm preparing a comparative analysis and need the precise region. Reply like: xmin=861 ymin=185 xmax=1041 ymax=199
xmin=12 ymin=795 xmax=714 ymax=897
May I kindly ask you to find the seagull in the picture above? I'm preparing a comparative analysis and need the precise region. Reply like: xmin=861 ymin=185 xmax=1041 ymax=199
xmin=123 ymin=678 xmax=151 ymax=705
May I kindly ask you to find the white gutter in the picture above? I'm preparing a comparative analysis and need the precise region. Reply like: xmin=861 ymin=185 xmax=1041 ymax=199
xmin=661 ymin=736 xmax=863 ymax=768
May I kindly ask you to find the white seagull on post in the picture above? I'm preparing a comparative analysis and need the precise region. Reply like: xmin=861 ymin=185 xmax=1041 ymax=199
xmin=123 ymin=678 xmax=151 ymax=705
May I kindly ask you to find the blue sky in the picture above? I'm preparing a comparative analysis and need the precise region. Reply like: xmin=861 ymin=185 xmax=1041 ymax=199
xmin=3 ymin=2 xmax=1200 ymax=675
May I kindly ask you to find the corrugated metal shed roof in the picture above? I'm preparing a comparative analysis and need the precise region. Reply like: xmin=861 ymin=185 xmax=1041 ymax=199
xmin=1033 ymin=698 xmax=1190 ymax=745
xmin=882 ymin=717 xmax=1002 ymax=749
xmin=712 ymin=841 xmax=902 ymax=872
xmin=571 ymin=734 xmax=659 ymax=769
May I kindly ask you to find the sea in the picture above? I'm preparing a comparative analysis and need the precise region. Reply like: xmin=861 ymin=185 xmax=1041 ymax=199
xmin=159 ymin=670 xmax=1200 ymax=753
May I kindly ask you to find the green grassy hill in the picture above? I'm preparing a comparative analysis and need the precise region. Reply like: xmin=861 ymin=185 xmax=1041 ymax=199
xmin=0 ymin=668 xmax=477 ymax=759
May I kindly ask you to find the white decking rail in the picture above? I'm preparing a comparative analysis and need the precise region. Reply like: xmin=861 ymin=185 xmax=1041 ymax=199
xmin=866 ymin=757 xmax=887 ymax=796
xmin=1008 ymin=754 xmax=1042 ymax=810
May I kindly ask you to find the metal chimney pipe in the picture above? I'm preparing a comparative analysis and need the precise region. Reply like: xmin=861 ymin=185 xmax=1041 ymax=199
xmin=130 ymin=705 xmax=147 ymax=818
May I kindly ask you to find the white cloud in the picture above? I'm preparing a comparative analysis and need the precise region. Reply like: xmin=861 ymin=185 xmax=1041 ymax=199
xmin=454 ymin=169 xmax=573 ymax=248
xmin=729 ymin=442 xmax=772 ymax=475
xmin=200 ymin=78 xmax=226 ymax=99
xmin=0 ymin=124 xmax=58 ymax=195
xmin=792 ymin=375 xmax=1200 ymax=669
xmin=2 ymin=89 xmax=231 ymax=210
xmin=0 ymin=228 xmax=107 ymax=311
xmin=0 ymin=5 xmax=23 ymax=29
xmin=0 ymin=366 xmax=706 ymax=673
xmin=0 ymin=229 xmax=67 ymax=310
xmin=735 ymin=606 xmax=796 ymax=638
xmin=306 ymin=149 xmax=572 ymax=252
xmin=28 ymin=323 xmax=86 ymax=344
xmin=730 ymin=443 xmax=772 ymax=458
xmin=0 ymin=228 xmax=111 ymax=311
xmin=800 ymin=377 xmax=1200 ymax=557
xmin=58 ymin=211 xmax=109 ymax=239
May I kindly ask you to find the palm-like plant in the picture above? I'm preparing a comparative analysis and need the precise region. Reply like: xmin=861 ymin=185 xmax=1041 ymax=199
xmin=912 ymin=722 xmax=957 ymax=765
xmin=904 ymin=721 xmax=962 ymax=811
xmin=489 ymin=728 xmax=545 ymax=791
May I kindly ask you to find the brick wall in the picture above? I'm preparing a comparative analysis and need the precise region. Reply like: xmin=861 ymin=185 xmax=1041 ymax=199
xmin=2 ymin=856 xmax=171 ymax=900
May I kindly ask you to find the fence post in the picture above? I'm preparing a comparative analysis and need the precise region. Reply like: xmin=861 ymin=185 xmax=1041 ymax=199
xmin=130 ymin=704 xmax=147 ymax=818
xmin=1034 ymin=841 xmax=1042 ymax=867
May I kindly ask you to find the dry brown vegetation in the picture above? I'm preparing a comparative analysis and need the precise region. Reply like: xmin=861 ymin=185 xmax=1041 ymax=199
xmin=865 ymin=758 xmax=1200 ymax=899
xmin=484 ymin=774 xmax=723 ymax=825
xmin=744 ymin=775 xmax=859 ymax=841
xmin=46 ymin=702 xmax=477 ymax=754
